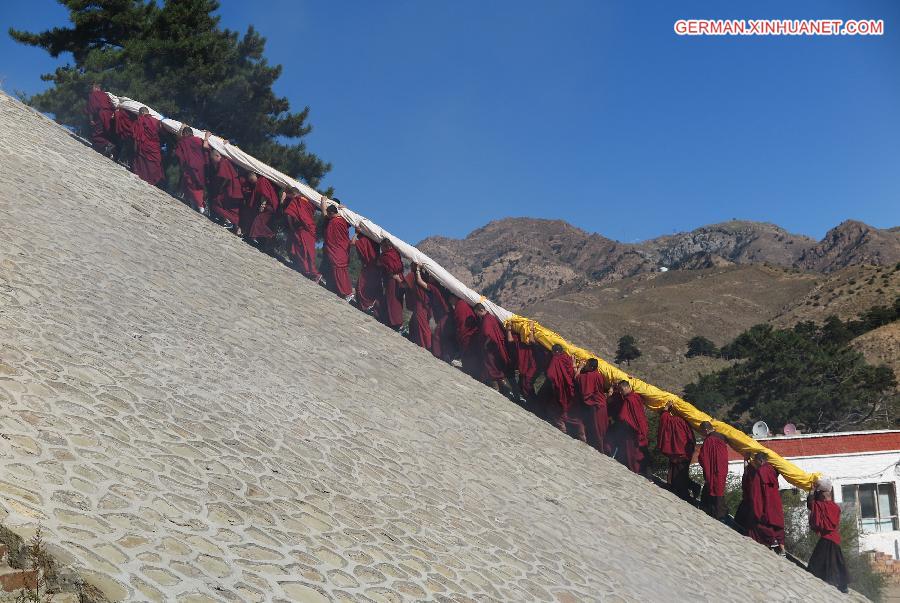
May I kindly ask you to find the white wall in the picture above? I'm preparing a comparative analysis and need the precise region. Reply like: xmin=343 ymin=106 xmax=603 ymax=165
xmin=727 ymin=450 xmax=900 ymax=558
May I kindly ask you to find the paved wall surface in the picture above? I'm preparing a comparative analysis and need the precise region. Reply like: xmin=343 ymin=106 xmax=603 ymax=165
xmin=0 ymin=92 xmax=861 ymax=602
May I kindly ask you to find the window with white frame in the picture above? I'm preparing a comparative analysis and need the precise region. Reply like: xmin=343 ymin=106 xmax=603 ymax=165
xmin=841 ymin=482 xmax=899 ymax=533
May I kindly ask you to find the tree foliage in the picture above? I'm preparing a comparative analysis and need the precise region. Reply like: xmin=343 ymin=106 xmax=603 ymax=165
xmin=615 ymin=334 xmax=641 ymax=366
xmin=685 ymin=301 xmax=898 ymax=433
xmin=9 ymin=0 xmax=330 ymax=186
xmin=685 ymin=335 xmax=719 ymax=358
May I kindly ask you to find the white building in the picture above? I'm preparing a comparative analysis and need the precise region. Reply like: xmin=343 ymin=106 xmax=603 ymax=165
xmin=726 ymin=429 xmax=900 ymax=558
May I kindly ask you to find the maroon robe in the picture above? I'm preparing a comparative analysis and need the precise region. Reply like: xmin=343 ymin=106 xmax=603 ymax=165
xmin=735 ymin=462 xmax=757 ymax=529
xmin=608 ymin=391 xmax=649 ymax=473
xmin=454 ymin=300 xmax=481 ymax=376
xmin=510 ymin=334 xmax=538 ymax=398
xmin=747 ymin=463 xmax=785 ymax=547
xmin=807 ymin=496 xmax=848 ymax=591
xmin=379 ymin=248 xmax=405 ymax=328
xmin=86 ymin=89 xmax=114 ymax=149
xmin=428 ymin=284 xmax=450 ymax=360
xmin=132 ymin=113 xmax=163 ymax=185
xmin=173 ymin=135 xmax=207 ymax=208
xmin=322 ymin=215 xmax=352 ymax=297
xmin=479 ymin=313 xmax=509 ymax=381
xmin=209 ymin=157 xmax=244 ymax=225
xmin=114 ymin=107 xmax=134 ymax=143
xmin=406 ymin=270 xmax=433 ymax=349
xmin=698 ymin=432 xmax=728 ymax=497
xmin=658 ymin=411 xmax=695 ymax=460
xmin=810 ymin=499 xmax=841 ymax=545
xmin=542 ymin=352 xmax=575 ymax=421
xmin=355 ymin=236 xmax=383 ymax=310
xmin=283 ymin=194 xmax=320 ymax=279
xmin=247 ymin=176 xmax=280 ymax=240
xmin=575 ymin=369 xmax=608 ymax=450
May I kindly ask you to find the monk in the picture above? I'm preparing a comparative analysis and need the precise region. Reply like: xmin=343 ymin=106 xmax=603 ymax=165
xmin=451 ymin=294 xmax=480 ymax=376
xmin=698 ymin=421 xmax=728 ymax=518
xmin=538 ymin=345 xmax=577 ymax=433
xmin=746 ymin=452 xmax=785 ymax=553
xmin=378 ymin=238 xmax=405 ymax=330
xmin=85 ymin=83 xmax=115 ymax=154
xmin=354 ymin=233 xmax=383 ymax=313
xmin=508 ymin=331 xmax=538 ymax=405
xmin=657 ymin=403 xmax=697 ymax=501
xmin=319 ymin=198 xmax=353 ymax=301
xmin=113 ymin=106 xmax=135 ymax=166
xmin=473 ymin=304 xmax=516 ymax=395
xmin=282 ymin=188 xmax=322 ymax=282
xmin=574 ymin=358 xmax=609 ymax=452
xmin=607 ymin=381 xmax=649 ymax=474
xmin=173 ymin=126 xmax=207 ymax=213
xmin=131 ymin=107 xmax=163 ymax=186
xmin=734 ymin=455 xmax=756 ymax=533
xmin=806 ymin=479 xmax=849 ymax=593
xmin=245 ymin=173 xmax=280 ymax=249
xmin=204 ymin=136 xmax=244 ymax=232
xmin=406 ymin=263 xmax=433 ymax=349
xmin=427 ymin=280 xmax=451 ymax=361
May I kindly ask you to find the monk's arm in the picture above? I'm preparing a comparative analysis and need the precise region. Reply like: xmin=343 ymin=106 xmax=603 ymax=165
xmin=415 ymin=266 xmax=428 ymax=289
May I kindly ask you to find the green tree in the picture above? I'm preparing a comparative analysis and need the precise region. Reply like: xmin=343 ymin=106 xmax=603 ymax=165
xmin=9 ymin=0 xmax=330 ymax=187
xmin=614 ymin=334 xmax=641 ymax=366
xmin=685 ymin=335 xmax=719 ymax=358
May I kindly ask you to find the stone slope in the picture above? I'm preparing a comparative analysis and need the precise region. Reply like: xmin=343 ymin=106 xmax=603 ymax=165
xmin=0 ymin=93 xmax=858 ymax=601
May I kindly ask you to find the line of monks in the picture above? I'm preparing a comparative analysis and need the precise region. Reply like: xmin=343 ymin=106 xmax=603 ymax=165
xmin=85 ymin=85 xmax=848 ymax=593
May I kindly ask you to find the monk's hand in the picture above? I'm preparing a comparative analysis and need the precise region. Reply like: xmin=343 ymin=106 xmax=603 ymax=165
xmin=259 ymin=202 xmax=267 ymax=212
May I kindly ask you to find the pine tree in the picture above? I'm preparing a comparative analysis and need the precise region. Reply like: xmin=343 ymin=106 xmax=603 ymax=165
xmin=615 ymin=334 xmax=641 ymax=366
xmin=685 ymin=336 xmax=719 ymax=358
xmin=9 ymin=0 xmax=330 ymax=187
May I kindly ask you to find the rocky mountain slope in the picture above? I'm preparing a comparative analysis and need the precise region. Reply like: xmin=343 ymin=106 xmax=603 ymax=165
xmin=419 ymin=218 xmax=900 ymax=309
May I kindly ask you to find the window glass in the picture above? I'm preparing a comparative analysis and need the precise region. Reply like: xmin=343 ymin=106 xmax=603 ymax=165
xmin=859 ymin=484 xmax=877 ymax=519
xmin=842 ymin=485 xmax=857 ymax=507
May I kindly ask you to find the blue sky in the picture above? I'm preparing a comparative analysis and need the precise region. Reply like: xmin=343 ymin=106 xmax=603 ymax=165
xmin=1 ymin=0 xmax=898 ymax=244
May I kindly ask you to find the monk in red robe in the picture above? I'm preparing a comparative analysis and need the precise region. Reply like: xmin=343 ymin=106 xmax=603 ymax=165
xmin=132 ymin=107 xmax=163 ymax=186
xmin=319 ymin=198 xmax=353 ymax=300
xmin=806 ymin=479 xmax=849 ymax=592
xmin=539 ymin=345 xmax=576 ymax=433
xmin=698 ymin=421 xmax=728 ymax=518
xmin=354 ymin=234 xmax=383 ymax=313
xmin=173 ymin=126 xmax=207 ymax=213
xmin=113 ymin=106 xmax=135 ymax=165
xmin=282 ymin=188 xmax=322 ymax=282
xmin=607 ymin=381 xmax=649 ymax=474
xmin=378 ymin=239 xmax=405 ymax=330
xmin=734 ymin=455 xmax=756 ymax=532
xmin=574 ymin=358 xmax=609 ymax=452
xmin=508 ymin=332 xmax=538 ymax=405
xmin=427 ymin=281 xmax=451 ymax=361
xmin=746 ymin=452 xmax=785 ymax=553
xmin=204 ymin=139 xmax=244 ymax=232
xmin=473 ymin=304 xmax=516 ymax=394
xmin=450 ymin=295 xmax=480 ymax=376
xmin=406 ymin=263 xmax=433 ymax=349
xmin=245 ymin=173 xmax=280 ymax=249
xmin=657 ymin=402 xmax=697 ymax=501
xmin=85 ymin=83 xmax=115 ymax=154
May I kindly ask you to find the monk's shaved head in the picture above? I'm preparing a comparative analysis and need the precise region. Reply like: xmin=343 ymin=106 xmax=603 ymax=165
xmin=585 ymin=358 xmax=598 ymax=371
xmin=551 ymin=344 xmax=564 ymax=354
xmin=138 ymin=106 xmax=149 ymax=115
xmin=473 ymin=303 xmax=486 ymax=316
xmin=700 ymin=421 xmax=714 ymax=434
xmin=753 ymin=451 xmax=768 ymax=464
xmin=181 ymin=126 xmax=193 ymax=136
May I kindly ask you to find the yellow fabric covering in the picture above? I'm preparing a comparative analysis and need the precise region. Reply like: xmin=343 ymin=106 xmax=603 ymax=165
xmin=505 ymin=315 xmax=820 ymax=491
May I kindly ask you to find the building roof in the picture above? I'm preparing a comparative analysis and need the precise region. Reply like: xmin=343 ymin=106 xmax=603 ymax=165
xmin=726 ymin=430 xmax=900 ymax=462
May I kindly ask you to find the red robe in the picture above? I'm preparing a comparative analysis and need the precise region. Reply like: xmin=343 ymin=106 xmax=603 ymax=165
xmin=543 ymin=352 xmax=575 ymax=419
xmin=379 ymin=248 xmax=405 ymax=328
xmin=575 ymin=369 xmax=608 ymax=448
xmin=173 ymin=136 xmax=207 ymax=208
xmin=322 ymin=215 xmax=352 ymax=297
xmin=282 ymin=194 xmax=320 ymax=279
xmin=657 ymin=411 xmax=695 ymax=461
xmin=247 ymin=176 xmax=280 ymax=239
xmin=510 ymin=334 xmax=538 ymax=397
xmin=209 ymin=157 xmax=244 ymax=224
xmin=86 ymin=90 xmax=114 ymax=149
xmin=454 ymin=300 xmax=481 ymax=376
xmin=809 ymin=499 xmax=841 ymax=545
xmin=479 ymin=313 xmax=509 ymax=381
xmin=114 ymin=107 xmax=134 ymax=143
xmin=428 ymin=284 xmax=450 ymax=360
xmin=355 ymin=236 xmax=383 ymax=310
xmin=698 ymin=432 xmax=728 ymax=496
xmin=132 ymin=113 xmax=163 ymax=185
xmin=747 ymin=463 xmax=785 ymax=546
xmin=406 ymin=271 xmax=433 ymax=349
xmin=608 ymin=391 xmax=648 ymax=473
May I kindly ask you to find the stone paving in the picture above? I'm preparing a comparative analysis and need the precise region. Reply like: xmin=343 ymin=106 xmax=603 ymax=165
xmin=0 ymin=91 xmax=864 ymax=602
